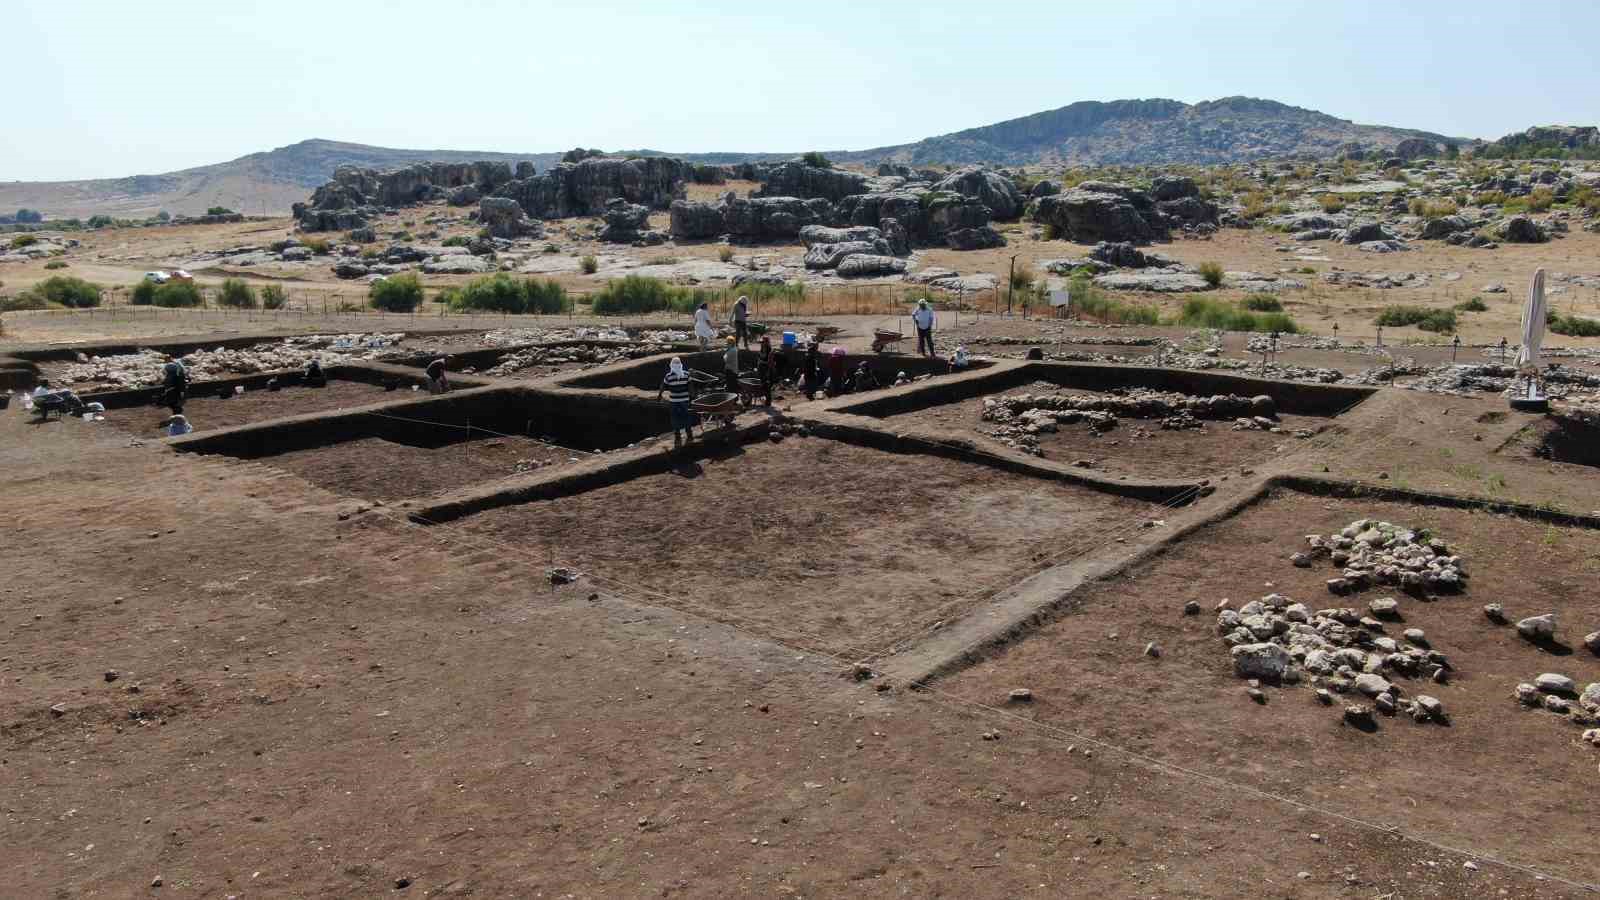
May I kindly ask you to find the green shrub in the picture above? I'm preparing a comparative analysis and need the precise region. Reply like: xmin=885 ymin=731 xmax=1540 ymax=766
xmin=1453 ymin=297 xmax=1488 ymax=312
xmin=10 ymin=234 xmax=38 ymax=248
xmin=579 ymin=254 xmax=599 ymax=274
xmin=1374 ymin=305 xmax=1456 ymax=333
xmin=1472 ymin=190 xmax=1506 ymax=207
xmin=590 ymin=275 xmax=675 ymax=315
xmin=801 ymin=151 xmax=832 ymax=169
xmin=717 ymin=245 xmax=735 ymax=263
xmin=360 ymin=248 xmax=381 ymax=260
xmin=524 ymin=278 xmax=568 ymax=314
xmin=1317 ymin=194 xmax=1346 ymax=213
xmin=543 ymin=243 xmax=561 ymax=254
xmin=19 ymin=275 xmax=101 ymax=308
xmin=1010 ymin=263 xmax=1036 ymax=291
xmin=1069 ymin=273 xmax=1160 ymax=325
xmin=442 ymin=235 xmax=472 ymax=248
xmin=1178 ymin=297 xmax=1299 ymax=333
xmin=261 ymin=284 xmax=287 ymax=310
xmin=451 ymin=273 xmax=528 ymax=313
xmin=0 ymin=292 xmax=50 ymax=311
xmin=44 ymin=259 xmax=67 ymax=270
xmin=369 ymin=274 xmax=424 ymax=312
xmin=130 ymin=280 xmax=157 ymax=306
xmin=302 ymin=237 xmax=331 ymax=255
xmin=1243 ymin=294 xmax=1283 ymax=312
xmin=217 ymin=278 xmax=257 ymax=309
xmin=1548 ymin=312 xmax=1600 ymax=337
xmin=86 ymin=215 xmax=113 ymax=229
xmin=151 ymin=281 xmax=202 ymax=308
xmin=1526 ymin=187 xmax=1555 ymax=213
xmin=1198 ymin=261 xmax=1224 ymax=288
xmin=205 ymin=206 xmax=235 ymax=217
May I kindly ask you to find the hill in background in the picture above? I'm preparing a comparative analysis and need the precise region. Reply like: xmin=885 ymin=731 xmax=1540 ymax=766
xmin=0 ymin=98 xmax=1477 ymax=219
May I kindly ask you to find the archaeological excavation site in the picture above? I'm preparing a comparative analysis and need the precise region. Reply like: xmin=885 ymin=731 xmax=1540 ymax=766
xmin=9 ymin=8 xmax=1600 ymax=892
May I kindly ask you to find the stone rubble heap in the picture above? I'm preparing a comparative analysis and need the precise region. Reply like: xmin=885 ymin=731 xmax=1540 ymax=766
xmin=1514 ymin=672 xmax=1600 ymax=726
xmin=53 ymin=333 xmax=408 ymax=389
xmin=1298 ymin=519 xmax=1467 ymax=596
xmin=1217 ymin=518 xmax=1470 ymax=727
xmin=1221 ymin=590 xmax=1451 ymax=725
xmin=979 ymin=388 xmax=1283 ymax=454
xmin=479 ymin=342 xmax=668 ymax=377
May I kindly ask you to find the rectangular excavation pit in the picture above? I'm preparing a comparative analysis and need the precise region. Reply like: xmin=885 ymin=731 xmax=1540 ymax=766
xmin=173 ymin=388 xmax=673 ymax=501
xmin=833 ymin=362 xmax=1373 ymax=480
xmin=938 ymin=485 xmax=1600 ymax=879
xmin=450 ymin=436 xmax=1165 ymax=653
xmin=89 ymin=368 xmax=434 ymax=437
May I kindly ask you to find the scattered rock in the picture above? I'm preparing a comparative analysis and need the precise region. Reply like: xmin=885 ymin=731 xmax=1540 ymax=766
xmin=1007 ymin=688 xmax=1033 ymax=703
xmin=1535 ymin=673 xmax=1576 ymax=695
xmin=1483 ymin=603 xmax=1506 ymax=624
xmin=1517 ymin=613 xmax=1557 ymax=641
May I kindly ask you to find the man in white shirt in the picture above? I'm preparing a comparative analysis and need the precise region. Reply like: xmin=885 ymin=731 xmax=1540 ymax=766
xmin=912 ymin=299 xmax=935 ymax=358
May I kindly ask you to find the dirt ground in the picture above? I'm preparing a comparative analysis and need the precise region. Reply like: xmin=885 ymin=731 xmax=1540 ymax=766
xmin=244 ymin=434 xmax=589 ymax=502
xmin=883 ymin=380 xmax=1335 ymax=479
xmin=97 ymin=380 xmax=400 ymax=436
xmin=944 ymin=490 xmax=1600 ymax=883
xmin=1 ymin=407 xmax=1589 ymax=898
xmin=458 ymin=438 xmax=1158 ymax=653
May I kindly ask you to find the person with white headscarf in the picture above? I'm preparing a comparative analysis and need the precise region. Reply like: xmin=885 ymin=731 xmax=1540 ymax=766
xmin=656 ymin=356 xmax=697 ymax=448
xmin=163 ymin=414 xmax=193 ymax=437
xmin=693 ymin=302 xmax=715 ymax=349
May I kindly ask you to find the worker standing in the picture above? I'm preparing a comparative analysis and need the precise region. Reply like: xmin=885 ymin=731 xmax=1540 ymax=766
xmin=693 ymin=302 xmax=715 ymax=349
xmin=731 ymin=295 xmax=750 ymax=349
xmin=160 ymin=354 xmax=189 ymax=414
xmin=656 ymin=357 xmax=696 ymax=449
xmin=723 ymin=336 xmax=741 ymax=394
xmin=912 ymin=299 xmax=936 ymax=358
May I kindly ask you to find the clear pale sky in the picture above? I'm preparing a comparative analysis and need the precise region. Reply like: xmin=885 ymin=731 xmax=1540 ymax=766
xmin=8 ymin=0 xmax=1600 ymax=181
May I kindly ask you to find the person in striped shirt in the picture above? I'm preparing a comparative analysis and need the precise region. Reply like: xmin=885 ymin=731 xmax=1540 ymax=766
xmin=655 ymin=356 xmax=697 ymax=448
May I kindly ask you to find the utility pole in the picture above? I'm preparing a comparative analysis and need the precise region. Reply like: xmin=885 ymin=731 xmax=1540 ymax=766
xmin=1006 ymin=254 xmax=1017 ymax=316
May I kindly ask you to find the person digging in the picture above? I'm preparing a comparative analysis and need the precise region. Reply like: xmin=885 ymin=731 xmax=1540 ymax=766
xmin=657 ymin=356 xmax=697 ymax=450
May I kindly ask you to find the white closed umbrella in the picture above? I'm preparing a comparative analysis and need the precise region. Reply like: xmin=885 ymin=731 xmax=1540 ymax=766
xmin=1515 ymin=268 xmax=1546 ymax=370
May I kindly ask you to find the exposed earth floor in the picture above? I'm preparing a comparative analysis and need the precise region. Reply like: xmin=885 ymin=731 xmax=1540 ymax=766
xmin=5 ymin=319 xmax=1600 ymax=899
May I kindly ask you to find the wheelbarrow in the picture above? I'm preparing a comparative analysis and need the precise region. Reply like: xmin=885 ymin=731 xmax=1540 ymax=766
xmin=687 ymin=369 xmax=722 ymax=391
xmin=736 ymin=375 xmax=768 ymax=407
xmin=690 ymin=392 xmax=741 ymax=430
xmin=813 ymin=325 xmax=842 ymax=342
xmin=31 ymin=389 xmax=87 ymax=421
xmin=871 ymin=329 xmax=905 ymax=354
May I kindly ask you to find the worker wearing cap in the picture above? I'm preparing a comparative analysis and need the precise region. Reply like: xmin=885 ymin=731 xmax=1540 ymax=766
xmin=912 ymin=299 xmax=936 ymax=358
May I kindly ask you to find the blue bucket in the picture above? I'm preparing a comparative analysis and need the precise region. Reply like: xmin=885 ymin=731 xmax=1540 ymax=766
xmin=781 ymin=331 xmax=797 ymax=348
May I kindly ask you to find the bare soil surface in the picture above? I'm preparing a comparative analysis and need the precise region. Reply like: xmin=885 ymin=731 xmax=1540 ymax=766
xmin=885 ymin=380 xmax=1335 ymax=479
xmin=460 ymin=438 xmax=1159 ymax=653
xmin=1 ymin=369 xmax=1592 ymax=897
xmin=944 ymin=489 xmax=1600 ymax=884
xmin=100 ymin=379 xmax=400 ymax=436
xmin=247 ymin=435 xmax=588 ymax=502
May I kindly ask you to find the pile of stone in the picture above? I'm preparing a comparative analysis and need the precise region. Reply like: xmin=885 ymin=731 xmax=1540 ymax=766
xmin=1221 ymin=591 xmax=1451 ymax=724
xmin=1513 ymin=672 xmax=1600 ymax=727
xmin=978 ymin=388 xmax=1278 ymax=454
xmin=1298 ymin=519 xmax=1466 ymax=596
xmin=480 ymin=342 xmax=666 ymax=377
xmin=983 ymin=388 xmax=1277 ymax=423
xmin=52 ymin=334 xmax=408 ymax=388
